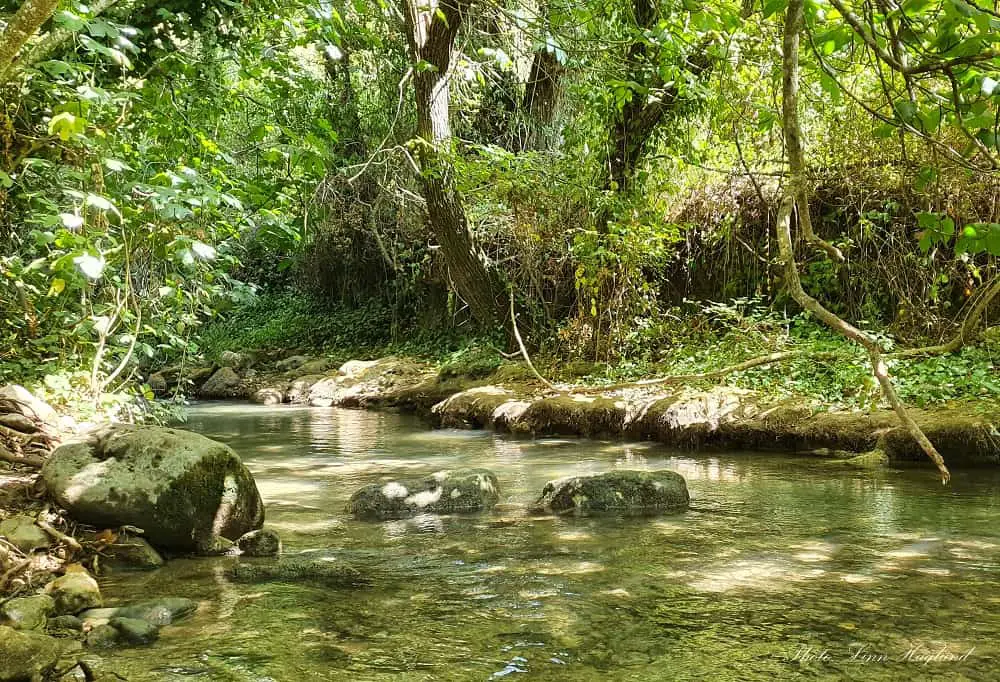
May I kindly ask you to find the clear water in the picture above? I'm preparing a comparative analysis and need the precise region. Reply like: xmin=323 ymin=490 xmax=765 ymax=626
xmin=98 ymin=403 xmax=1000 ymax=681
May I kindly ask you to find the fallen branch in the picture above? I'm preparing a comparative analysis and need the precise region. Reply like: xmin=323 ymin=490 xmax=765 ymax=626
xmin=0 ymin=557 xmax=31 ymax=593
xmin=0 ymin=446 xmax=45 ymax=468
xmin=509 ymin=292 xmax=559 ymax=391
xmin=894 ymin=276 xmax=1000 ymax=358
xmin=35 ymin=510 xmax=82 ymax=553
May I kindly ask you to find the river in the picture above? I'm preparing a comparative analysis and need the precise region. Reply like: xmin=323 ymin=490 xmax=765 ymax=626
xmin=98 ymin=403 xmax=1000 ymax=680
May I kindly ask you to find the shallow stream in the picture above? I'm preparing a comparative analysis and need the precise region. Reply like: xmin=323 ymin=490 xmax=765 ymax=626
xmin=100 ymin=403 xmax=1000 ymax=680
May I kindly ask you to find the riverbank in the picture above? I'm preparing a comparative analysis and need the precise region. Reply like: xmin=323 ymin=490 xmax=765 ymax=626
xmin=157 ymin=353 xmax=1000 ymax=469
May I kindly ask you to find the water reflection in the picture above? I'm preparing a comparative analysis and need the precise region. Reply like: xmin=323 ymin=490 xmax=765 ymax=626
xmin=96 ymin=403 xmax=1000 ymax=681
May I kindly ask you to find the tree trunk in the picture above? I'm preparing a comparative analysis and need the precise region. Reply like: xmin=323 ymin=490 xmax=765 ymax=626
xmin=0 ymin=0 xmax=61 ymax=83
xmin=780 ymin=0 xmax=949 ymax=482
xmin=401 ymin=0 xmax=501 ymax=325
xmin=522 ymin=46 xmax=562 ymax=151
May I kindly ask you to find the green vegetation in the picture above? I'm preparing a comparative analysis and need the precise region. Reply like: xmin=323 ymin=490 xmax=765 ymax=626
xmin=3 ymin=0 xmax=1000 ymax=473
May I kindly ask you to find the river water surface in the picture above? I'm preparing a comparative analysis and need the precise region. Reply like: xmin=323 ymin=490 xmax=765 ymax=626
xmin=99 ymin=403 xmax=1000 ymax=680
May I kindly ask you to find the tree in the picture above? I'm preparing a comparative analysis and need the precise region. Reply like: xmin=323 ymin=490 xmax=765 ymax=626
xmin=400 ymin=0 xmax=503 ymax=325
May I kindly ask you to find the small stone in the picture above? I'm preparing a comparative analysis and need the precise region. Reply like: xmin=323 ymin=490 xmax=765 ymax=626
xmin=109 ymin=617 xmax=159 ymax=645
xmin=276 ymin=355 xmax=310 ymax=371
xmin=45 ymin=570 xmax=102 ymax=615
xmin=219 ymin=350 xmax=247 ymax=369
xmin=46 ymin=615 xmax=83 ymax=632
xmin=0 ymin=515 xmax=50 ymax=553
xmin=102 ymin=537 xmax=164 ymax=571
xmin=0 ymin=625 xmax=68 ymax=680
xmin=237 ymin=529 xmax=281 ymax=557
xmin=85 ymin=624 xmax=119 ymax=649
xmin=147 ymin=372 xmax=168 ymax=396
xmin=0 ymin=595 xmax=55 ymax=630
xmin=253 ymin=387 xmax=285 ymax=405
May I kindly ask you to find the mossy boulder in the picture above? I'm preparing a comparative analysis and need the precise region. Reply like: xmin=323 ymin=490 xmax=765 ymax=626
xmin=349 ymin=468 xmax=501 ymax=520
xmin=237 ymin=529 xmax=281 ymax=557
xmin=0 ymin=625 xmax=73 ymax=681
xmin=44 ymin=569 xmax=102 ymax=615
xmin=0 ymin=515 xmax=50 ymax=553
xmin=0 ymin=595 xmax=55 ymax=631
xmin=533 ymin=470 xmax=689 ymax=515
xmin=109 ymin=617 xmax=159 ymax=645
xmin=42 ymin=425 xmax=264 ymax=554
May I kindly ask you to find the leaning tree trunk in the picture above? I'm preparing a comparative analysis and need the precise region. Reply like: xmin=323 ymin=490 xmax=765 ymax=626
xmin=0 ymin=0 xmax=61 ymax=83
xmin=401 ymin=0 xmax=502 ymax=325
xmin=780 ymin=0 xmax=950 ymax=482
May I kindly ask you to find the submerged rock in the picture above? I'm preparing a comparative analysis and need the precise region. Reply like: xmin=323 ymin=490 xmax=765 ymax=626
xmin=46 ymin=615 xmax=83 ymax=632
xmin=42 ymin=425 xmax=264 ymax=554
xmin=109 ymin=617 xmax=159 ymax=645
xmin=198 ymin=367 xmax=243 ymax=399
xmin=80 ymin=598 xmax=198 ymax=628
xmin=0 ymin=515 xmax=50 ymax=553
xmin=0 ymin=625 xmax=72 ymax=680
xmin=85 ymin=624 xmax=120 ymax=649
xmin=44 ymin=569 xmax=102 ymax=615
xmin=349 ymin=468 xmax=501 ymax=520
xmin=237 ymin=528 xmax=281 ymax=557
xmin=533 ymin=470 xmax=689 ymax=515
xmin=229 ymin=557 xmax=369 ymax=588
xmin=0 ymin=595 xmax=55 ymax=631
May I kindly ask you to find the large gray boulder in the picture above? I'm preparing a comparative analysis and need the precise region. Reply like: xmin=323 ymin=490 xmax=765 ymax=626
xmin=533 ymin=470 xmax=689 ymax=515
xmin=42 ymin=425 xmax=264 ymax=553
xmin=349 ymin=468 xmax=500 ymax=520
xmin=198 ymin=367 xmax=243 ymax=399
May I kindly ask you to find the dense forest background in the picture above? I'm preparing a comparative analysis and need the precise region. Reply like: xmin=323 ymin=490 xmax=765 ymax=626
xmin=3 ymin=0 xmax=1000 ymax=437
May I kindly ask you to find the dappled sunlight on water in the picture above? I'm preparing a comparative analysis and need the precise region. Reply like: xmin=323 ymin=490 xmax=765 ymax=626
xmin=95 ymin=403 xmax=1000 ymax=681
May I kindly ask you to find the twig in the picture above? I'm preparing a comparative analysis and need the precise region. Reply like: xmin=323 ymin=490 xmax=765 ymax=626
xmin=35 ymin=510 xmax=82 ymax=553
xmin=509 ymin=292 xmax=558 ymax=391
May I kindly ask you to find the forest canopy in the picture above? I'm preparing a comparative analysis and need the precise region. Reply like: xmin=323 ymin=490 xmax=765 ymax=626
xmin=3 ymin=0 xmax=1000 ymax=477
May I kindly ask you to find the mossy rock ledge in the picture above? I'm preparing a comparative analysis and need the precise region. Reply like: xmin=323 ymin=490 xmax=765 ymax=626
xmin=349 ymin=468 xmax=501 ymax=520
xmin=42 ymin=425 xmax=264 ymax=554
xmin=532 ymin=470 xmax=690 ymax=516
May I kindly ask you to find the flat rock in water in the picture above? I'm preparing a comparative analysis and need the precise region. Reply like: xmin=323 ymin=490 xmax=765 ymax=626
xmin=42 ymin=425 xmax=264 ymax=554
xmin=109 ymin=617 xmax=159 ymax=645
xmin=85 ymin=624 xmax=120 ymax=649
xmin=532 ymin=470 xmax=690 ymax=515
xmin=229 ymin=558 xmax=369 ymax=588
xmin=80 ymin=597 xmax=198 ymax=628
xmin=0 ymin=515 xmax=50 ymax=553
xmin=349 ymin=468 xmax=501 ymax=520
xmin=0 ymin=625 xmax=75 ymax=681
